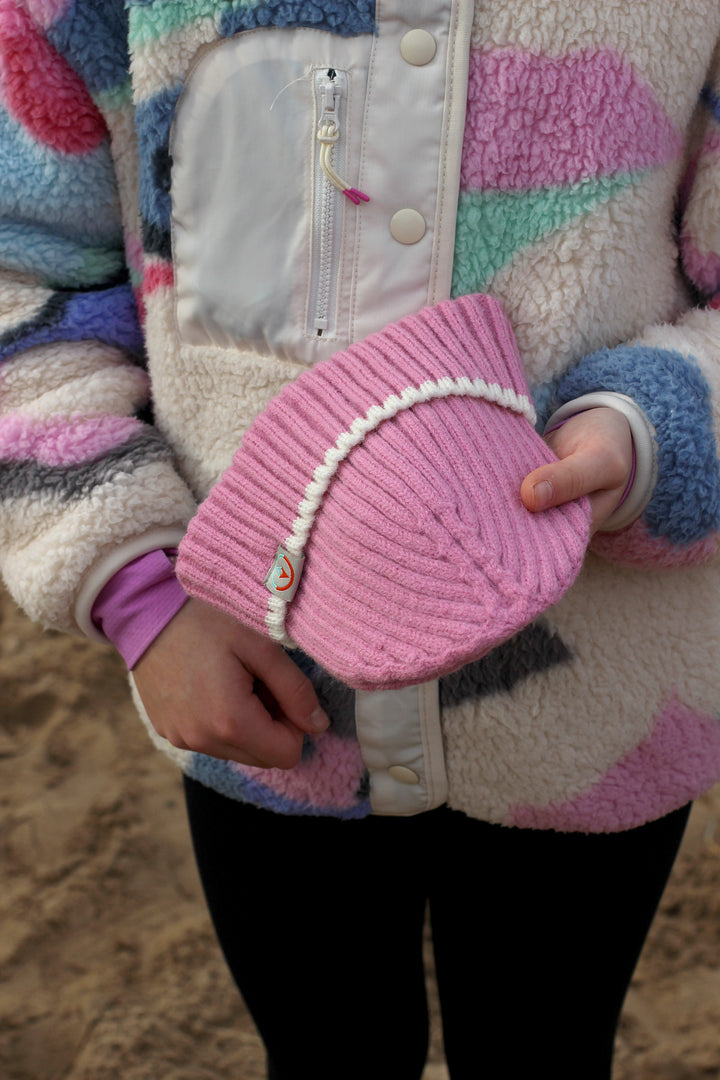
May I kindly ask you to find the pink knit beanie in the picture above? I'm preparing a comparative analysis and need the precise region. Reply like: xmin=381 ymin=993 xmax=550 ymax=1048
xmin=177 ymin=295 xmax=591 ymax=690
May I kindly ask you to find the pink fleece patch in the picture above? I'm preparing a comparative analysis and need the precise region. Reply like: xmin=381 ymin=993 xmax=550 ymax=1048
xmin=508 ymin=695 xmax=720 ymax=832
xmin=24 ymin=0 xmax=72 ymax=30
xmin=680 ymin=235 xmax=720 ymax=298
xmin=0 ymin=0 xmax=107 ymax=154
xmin=590 ymin=517 xmax=718 ymax=568
xmin=133 ymin=285 xmax=146 ymax=327
xmin=233 ymin=731 xmax=366 ymax=812
xmin=0 ymin=412 xmax=143 ymax=466
xmin=461 ymin=47 xmax=681 ymax=191
xmin=702 ymin=128 xmax=720 ymax=158
xmin=142 ymin=260 xmax=174 ymax=295
xmin=125 ymin=233 xmax=145 ymax=278
xmin=678 ymin=128 xmax=720 ymax=221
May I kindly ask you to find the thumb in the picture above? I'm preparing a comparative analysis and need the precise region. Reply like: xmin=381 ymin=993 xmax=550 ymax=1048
xmin=521 ymin=448 xmax=629 ymax=530
xmin=521 ymin=457 xmax=591 ymax=513
xmin=521 ymin=407 xmax=633 ymax=530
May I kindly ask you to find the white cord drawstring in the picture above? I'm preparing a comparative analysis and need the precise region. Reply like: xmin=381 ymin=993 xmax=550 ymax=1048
xmin=317 ymin=122 xmax=369 ymax=205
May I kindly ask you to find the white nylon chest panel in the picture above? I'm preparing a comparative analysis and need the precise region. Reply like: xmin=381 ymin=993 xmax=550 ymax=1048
xmin=170 ymin=0 xmax=471 ymax=365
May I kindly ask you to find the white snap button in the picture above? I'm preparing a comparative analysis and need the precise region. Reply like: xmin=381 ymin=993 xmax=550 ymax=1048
xmin=389 ymin=209 xmax=426 ymax=245
xmin=400 ymin=29 xmax=437 ymax=66
xmin=388 ymin=765 xmax=421 ymax=785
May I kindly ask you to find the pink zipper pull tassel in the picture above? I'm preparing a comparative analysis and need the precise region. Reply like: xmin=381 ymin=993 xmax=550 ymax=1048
xmin=318 ymin=122 xmax=370 ymax=205
xmin=343 ymin=187 xmax=370 ymax=204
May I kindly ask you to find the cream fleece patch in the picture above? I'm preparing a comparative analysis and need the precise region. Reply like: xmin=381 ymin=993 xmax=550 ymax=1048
xmin=144 ymin=288 xmax=304 ymax=498
xmin=0 ymin=274 xmax=52 ymax=332
xmin=444 ymin=551 xmax=720 ymax=822
xmin=0 ymin=345 xmax=150 ymax=421
xmin=129 ymin=16 xmax=220 ymax=104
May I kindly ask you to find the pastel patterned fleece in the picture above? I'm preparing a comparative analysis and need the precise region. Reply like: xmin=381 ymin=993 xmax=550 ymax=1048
xmin=2 ymin=0 xmax=720 ymax=830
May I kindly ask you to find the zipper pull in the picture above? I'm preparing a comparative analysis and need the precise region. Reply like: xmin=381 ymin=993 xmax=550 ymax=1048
xmin=323 ymin=80 xmax=337 ymax=114
xmin=317 ymin=121 xmax=370 ymax=205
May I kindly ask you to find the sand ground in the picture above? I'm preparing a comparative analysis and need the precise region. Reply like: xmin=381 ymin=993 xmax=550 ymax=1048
xmin=1 ymin=584 xmax=719 ymax=1079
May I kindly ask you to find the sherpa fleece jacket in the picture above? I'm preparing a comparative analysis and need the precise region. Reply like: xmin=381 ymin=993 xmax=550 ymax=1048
xmin=2 ymin=0 xmax=720 ymax=830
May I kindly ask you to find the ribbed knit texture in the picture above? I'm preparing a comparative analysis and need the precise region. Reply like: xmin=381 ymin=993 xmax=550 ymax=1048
xmin=177 ymin=295 xmax=591 ymax=689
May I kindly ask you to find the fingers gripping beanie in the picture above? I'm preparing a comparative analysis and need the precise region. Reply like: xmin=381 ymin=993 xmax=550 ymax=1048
xmin=177 ymin=295 xmax=591 ymax=690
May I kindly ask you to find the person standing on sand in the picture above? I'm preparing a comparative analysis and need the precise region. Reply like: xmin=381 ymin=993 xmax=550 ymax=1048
xmin=2 ymin=1 xmax=720 ymax=1077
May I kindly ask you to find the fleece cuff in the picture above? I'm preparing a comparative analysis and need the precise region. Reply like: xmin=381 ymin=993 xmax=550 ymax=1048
xmin=550 ymin=343 xmax=720 ymax=544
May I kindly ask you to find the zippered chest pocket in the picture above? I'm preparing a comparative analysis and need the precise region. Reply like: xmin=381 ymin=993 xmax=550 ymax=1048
xmin=171 ymin=30 xmax=372 ymax=366
xmin=310 ymin=68 xmax=369 ymax=339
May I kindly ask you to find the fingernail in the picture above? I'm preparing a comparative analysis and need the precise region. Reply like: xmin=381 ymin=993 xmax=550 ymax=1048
xmin=307 ymin=707 xmax=330 ymax=733
xmin=533 ymin=480 xmax=553 ymax=510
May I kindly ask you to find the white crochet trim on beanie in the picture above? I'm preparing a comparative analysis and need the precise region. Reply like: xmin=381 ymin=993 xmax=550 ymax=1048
xmin=265 ymin=376 xmax=537 ymax=643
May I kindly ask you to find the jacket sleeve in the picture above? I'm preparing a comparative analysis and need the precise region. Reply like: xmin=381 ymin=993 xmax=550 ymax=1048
xmin=547 ymin=56 xmax=720 ymax=569
xmin=0 ymin=1 xmax=195 ymax=633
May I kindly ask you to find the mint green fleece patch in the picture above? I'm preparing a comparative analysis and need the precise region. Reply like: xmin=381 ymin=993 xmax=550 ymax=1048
xmin=128 ymin=0 xmax=237 ymax=47
xmin=93 ymin=79 xmax=134 ymax=114
xmin=451 ymin=174 xmax=637 ymax=297
xmin=0 ymin=224 xmax=125 ymax=291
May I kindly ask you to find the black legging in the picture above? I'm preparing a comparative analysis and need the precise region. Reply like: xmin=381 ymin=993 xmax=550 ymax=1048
xmin=184 ymin=776 xmax=690 ymax=1080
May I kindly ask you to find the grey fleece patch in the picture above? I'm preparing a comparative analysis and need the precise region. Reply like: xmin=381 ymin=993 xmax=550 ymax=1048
xmin=0 ymin=428 xmax=174 ymax=503
xmin=439 ymin=620 xmax=573 ymax=708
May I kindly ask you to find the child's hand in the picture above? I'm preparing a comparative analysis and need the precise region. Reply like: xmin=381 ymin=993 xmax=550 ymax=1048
xmin=132 ymin=598 xmax=329 ymax=768
xmin=520 ymin=407 xmax=634 ymax=532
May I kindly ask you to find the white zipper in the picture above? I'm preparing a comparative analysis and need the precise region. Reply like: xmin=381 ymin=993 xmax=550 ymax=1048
xmin=308 ymin=68 xmax=352 ymax=339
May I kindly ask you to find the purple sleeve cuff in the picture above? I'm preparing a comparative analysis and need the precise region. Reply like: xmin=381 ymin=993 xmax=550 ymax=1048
xmin=91 ymin=549 xmax=188 ymax=669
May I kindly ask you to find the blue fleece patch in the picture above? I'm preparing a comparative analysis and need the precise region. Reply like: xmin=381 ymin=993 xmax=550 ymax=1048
xmin=187 ymin=754 xmax=372 ymax=818
xmin=554 ymin=345 xmax=720 ymax=544
xmin=530 ymin=380 xmax=557 ymax=432
xmin=0 ymin=108 xmax=121 ymax=248
xmin=219 ymin=0 xmax=375 ymax=37
xmin=701 ymin=84 xmax=720 ymax=125
xmin=0 ymin=285 xmax=143 ymax=365
xmin=46 ymin=0 xmax=131 ymax=93
xmin=0 ymin=223 xmax=125 ymax=290
xmin=135 ymin=85 xmax=182 ymax=260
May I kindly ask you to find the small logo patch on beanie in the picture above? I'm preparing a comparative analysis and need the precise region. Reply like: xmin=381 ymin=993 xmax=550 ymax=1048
xmin=265 ymin=546 xmax=304 ymax=601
